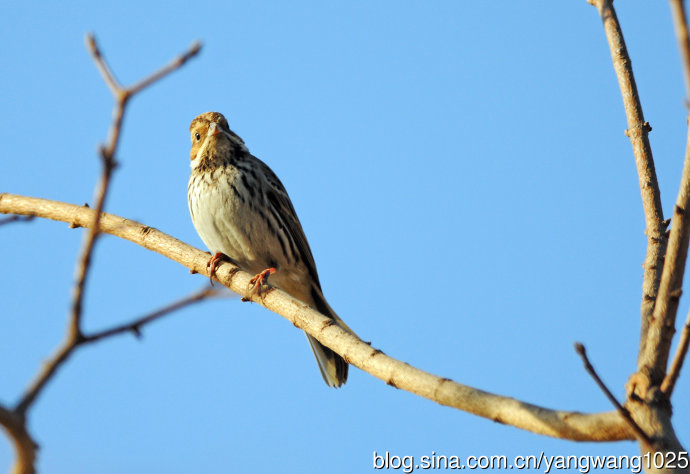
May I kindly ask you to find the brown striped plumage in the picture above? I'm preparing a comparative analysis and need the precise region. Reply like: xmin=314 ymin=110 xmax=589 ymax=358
xmin=187 ymin=111 xmax=353 ymax=387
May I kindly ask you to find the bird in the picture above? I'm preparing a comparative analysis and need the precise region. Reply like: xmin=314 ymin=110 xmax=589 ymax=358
xmin=187 ymin=111 xmax=354 ymax=387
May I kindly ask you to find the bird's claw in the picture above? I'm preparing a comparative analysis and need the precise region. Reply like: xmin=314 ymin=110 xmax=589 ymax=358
xmin=243 ymin=267 xmax=276 ymax=301
xmin=206 ymin=252 xmax=227 ymax=285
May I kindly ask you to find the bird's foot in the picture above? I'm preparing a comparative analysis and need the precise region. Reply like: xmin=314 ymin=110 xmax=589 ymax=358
xmin=206 ymin=252 xmax=228 ymax=285
xmin=242 ymin=267 xmax=276 ymax=301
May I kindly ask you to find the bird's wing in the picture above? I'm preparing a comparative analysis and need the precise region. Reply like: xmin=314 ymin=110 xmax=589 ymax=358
xmin=256 ymin=156 xmax=323 ymax=291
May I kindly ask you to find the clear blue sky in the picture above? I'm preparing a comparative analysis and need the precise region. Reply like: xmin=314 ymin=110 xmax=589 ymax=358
xmin=1 ymin=1 xmax=688 ymax=472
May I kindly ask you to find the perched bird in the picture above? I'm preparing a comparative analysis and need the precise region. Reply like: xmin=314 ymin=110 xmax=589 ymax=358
xmin=187 ymin=111 xmax=354 ymax=387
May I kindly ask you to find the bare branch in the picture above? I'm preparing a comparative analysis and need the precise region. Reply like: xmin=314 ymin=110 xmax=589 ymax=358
xmin=14 ymin=341 xmax=78 ymax=416
xmin=84 ymin=34 xmax=123 ymax=97
xmin=574 ymin=343 xmax=652 ymax=447
xmin=639 ymin=124 xmax=690 ymax=386
xmin=11 ymin=36 xmax=203 ymax=422
xmin=0 ymin=193 xmax=636 ymax=442
xmin=655 ymin=0 xmax=690 ymax=400
xmin=83 ymin=286 xmax=222 ymax=343
xmin=13 ymin=285 xmax=218 ymax=417
xmin=587 ymin=0 xmax=667 ymax=362
xmin=69 ymin=35 xmax=201 ymax=343
xmin=0 ymin=405 xmax=37 ymax=474
xmin=661 ymin=308 xmax=690 ymax=396
xmin=128 ymin=41 xmax=202 ymax=96
xmin=670 ymin=0 xmax=690 ymax=101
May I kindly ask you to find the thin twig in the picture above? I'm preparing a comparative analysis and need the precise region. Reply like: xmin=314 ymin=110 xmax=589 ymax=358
xmin=653 ymin=0 xmax=690 ymax=398
xmin=670 ymin=0 xmax=690 ymax=100
xmin=15 ymin=341 xmax=78 ymax=416
xmin=574 ymin=343 xmax=653 ymax=447
xmin=83 ymin=286 xmax=222 ymax=343
xmin=588 ymin=0 xmax=667 ymax=364
xmin=85 ymin=34 xmax=122 ymax=96
xmin=69 ymin=34 xmax=202 ymax=347
xmin=0 ymin=193 xmax=638 ymax=442
xmin=0 ymin=215 xmax=34 ymax=226
xmin=128 ymin=41 xmax=202 ymax=96
xmin=13 ymin=36 xmax=201 ymax=420
xmin=661 ymin=309 xmax=690 ymax=395
xmin=14 ymin=286 xmax=217 ymax=416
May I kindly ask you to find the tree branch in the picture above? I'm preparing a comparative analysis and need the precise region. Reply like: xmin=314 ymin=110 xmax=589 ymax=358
xmin=587 ymin=0 xmax=667 ymax=364
xmin=0 ymin=406 xmax=36 ymax=474
xmin=574 ymin=343 xmax=652 ymax=447
xmin=83 ymin=286 xmax=222 ymax=343
xmin=13 ymin=286 xmax=219 ymax=416
xmin=587 ymin=1 xmax=689 ymax=464
xmin=19 ymin=34 xmax=202 ymax=412
xmin=655 ymin=0 xmax=690 ymax=400
xmin=670 ymin=0 xmax=690 ymax=101
xmin=661 ymin=308 xmax=690 ymax=396
xmin=0 ymin=36 xmax=202 ymax=474
xmin=639 ymin=121 xmax=690 ymax=386
xmin=0 ymin=193 xmax=636 ymax=442
xmin=68 ymin=35 xmax=201 ymax=342
xmin=14 ymin=340 xmax=78 ymax=416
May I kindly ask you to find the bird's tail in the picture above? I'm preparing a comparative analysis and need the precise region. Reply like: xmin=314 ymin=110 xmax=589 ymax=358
xmin=306 ymin=285 xmax=356 ymax=388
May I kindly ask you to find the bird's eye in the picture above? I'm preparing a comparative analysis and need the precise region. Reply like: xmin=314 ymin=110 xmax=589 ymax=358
xmin=195 ymin=132 xmax=201 ymax=141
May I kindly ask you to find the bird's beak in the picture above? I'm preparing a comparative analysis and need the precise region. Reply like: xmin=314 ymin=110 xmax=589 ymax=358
xmin=208 ymin=122 xmax=222 ymax=137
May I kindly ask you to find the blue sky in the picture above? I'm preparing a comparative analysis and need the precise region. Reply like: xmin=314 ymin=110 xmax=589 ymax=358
xmin=1 ymin=1 xmax=689 ymax=472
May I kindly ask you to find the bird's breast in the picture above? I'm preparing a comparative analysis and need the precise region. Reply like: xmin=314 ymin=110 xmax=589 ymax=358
xmin=187 ymin=165 xmax=288 ymax=275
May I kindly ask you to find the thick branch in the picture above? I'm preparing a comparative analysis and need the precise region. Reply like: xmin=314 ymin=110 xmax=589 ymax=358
xmin=640 ymin=124 xmax=690 ymax=386
xmin=588 ymin=0 xmax=667 ymax=362
xmin=0 ymin=193 xmax=636 ymax=442
xmin=657 ymin=0 xmax=690 ymax=398
xmin=0 ymin=406 xmax=36 ymax=474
